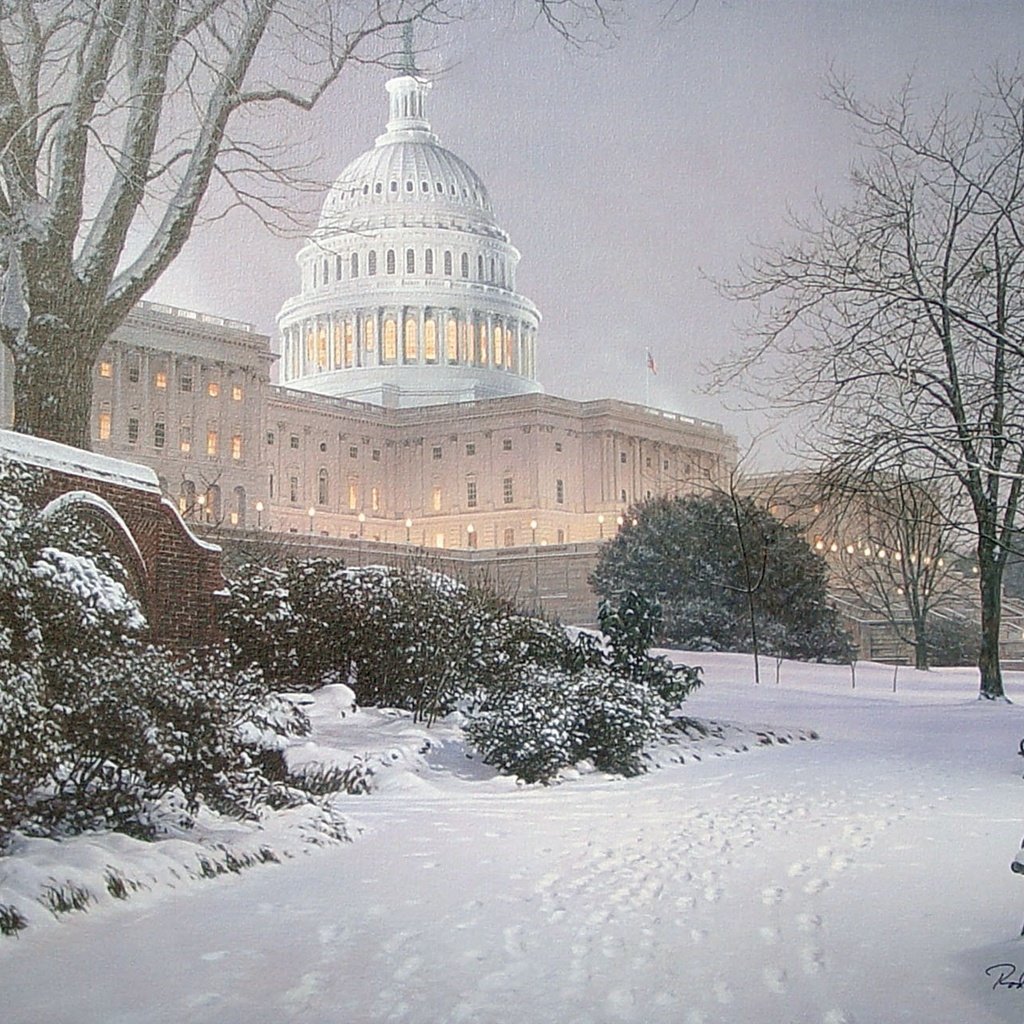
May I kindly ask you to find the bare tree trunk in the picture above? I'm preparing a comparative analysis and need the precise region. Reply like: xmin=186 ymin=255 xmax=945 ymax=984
xmin=11 ymin=325 xmax=99 ymax=449
xmin=913 ymin=620 xmax=929 ymax=672
xmin=978 ymin=552 xmax=1005 ymax=700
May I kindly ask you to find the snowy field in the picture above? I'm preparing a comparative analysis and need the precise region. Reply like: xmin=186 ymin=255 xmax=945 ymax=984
xmin=4 ymin=653 xmax=1024 ymax=1024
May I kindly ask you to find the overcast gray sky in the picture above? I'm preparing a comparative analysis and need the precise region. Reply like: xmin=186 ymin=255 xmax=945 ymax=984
xmin=148 ymin=1 xmax=1024 ymax=468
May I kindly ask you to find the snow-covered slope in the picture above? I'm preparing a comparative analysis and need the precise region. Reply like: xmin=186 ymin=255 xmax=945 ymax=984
xmin=3 ymin=655 xmax=1024 ymax=1024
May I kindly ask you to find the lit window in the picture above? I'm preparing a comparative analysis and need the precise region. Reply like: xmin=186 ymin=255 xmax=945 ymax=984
xmin=180 ymin=425 xmax=192 ymax=453
xmin=155 ymin=371 xmax=167 ymax=389
xmin=556 ymin=479 xmax=565 ymax=504
xmin=232 ymin=384 xmax=243 ymax=401
xmin=503 ymin=477 xmax=514 ymax=504
xmin=207 ymin=430 xmax=218 ymax=457
xmin=467 ymin=481 xmax=478 ymax=508
xmin=557 ymin=529 xmax=565 ymax=544
xmin=503 ymin=528 xmax=515 ymax=547
xmin=154 ymin=421 xmax=166 ymax=448
xmin=290 ymin=434 xmax=300 ymax=449
xmin=99 ymin=361 xmax=112 ymax=379
xmin=446 ymin=319 xmax=458 ymax=361
xmin=231 ymin=435 xmax=242 ymax=460
xmin=383 ymin=319 xmax=397 ymax=361
xmin=494 ymin=325 xmax=504 ymax=365
xmin=371 ymin=486 xmax=380 ymax=511
xmin=502 ymin=438 xmax=512 ymax=451
xmin=208 ymin=381 xmax=220 ymax=398
xmin=404 ymin=317 xmax=418 ymax=361
xmin=348 ymin=482 xmax=358 ymax=510
xmin=363 ymin=317 xmax=375 ymax=351
xmin=424 ymin=319 xmax=437 ymax=361
xmin=98 ymin=411 xmax=111 ymax=440
xmin=432 ymin=446 xmax=442 ymax=460
xmin=432 ymin=486 xmax=442 ymax=511
xmin=344 ymin=322 xmax=354 ymax=367
xmin=435 ymin=533 xmax=445 ymax=549
xmin=127 ymin=417 xmax=139 ymax=444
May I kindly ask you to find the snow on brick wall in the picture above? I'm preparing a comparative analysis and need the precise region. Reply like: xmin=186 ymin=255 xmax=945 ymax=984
xmin=1 ymin=429 xmax=224 ymax=648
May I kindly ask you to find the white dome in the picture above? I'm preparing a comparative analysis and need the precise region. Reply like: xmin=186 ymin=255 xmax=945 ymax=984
xmin=277 ymin=68 xmax=541 ymax=409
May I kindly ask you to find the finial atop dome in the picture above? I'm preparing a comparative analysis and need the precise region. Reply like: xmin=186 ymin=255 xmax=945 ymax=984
xmin=381 ymin=24 xmax=433 ymax=141
xmin=399 ymin=22 xmax=416 ymax=76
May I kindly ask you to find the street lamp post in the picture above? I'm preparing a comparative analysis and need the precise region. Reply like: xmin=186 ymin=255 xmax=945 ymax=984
xmin=405 ymin=517 xmax=413 ymax=543
xmin=358 ymin=511 xmax=366 ymax=537
xmin=307 ymin=507 xmax=315 ymax=533
xmin=597 ymin=513 xmax=605 ymax=539
xmin=255 ymin=500 xmax=263 ymax=529
xmin=467 ymin=523 xmax=475 ymax=548
xmin=530 ymin=518 xmax=537 ymax=545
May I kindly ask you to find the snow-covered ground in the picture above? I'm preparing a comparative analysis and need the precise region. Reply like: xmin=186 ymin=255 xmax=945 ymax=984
xmin=4 ymin=653 xmax=1024 ymax=1023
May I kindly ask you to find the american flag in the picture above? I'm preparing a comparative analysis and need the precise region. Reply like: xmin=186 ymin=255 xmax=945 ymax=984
xmin=646 ymin=349 xmax=657 ymax=375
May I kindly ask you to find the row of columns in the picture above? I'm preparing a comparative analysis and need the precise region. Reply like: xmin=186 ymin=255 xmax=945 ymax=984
xmin=281 ymin=307 xmax=537 ymax=382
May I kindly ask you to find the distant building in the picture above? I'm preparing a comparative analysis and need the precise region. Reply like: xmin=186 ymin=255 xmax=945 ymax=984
xmin=0 ymin=56 xmax=737 ymax=550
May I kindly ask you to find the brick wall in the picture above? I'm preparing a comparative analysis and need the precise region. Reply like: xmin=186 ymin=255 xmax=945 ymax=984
xmin=0 ymin=430 xmax=224 ymax=649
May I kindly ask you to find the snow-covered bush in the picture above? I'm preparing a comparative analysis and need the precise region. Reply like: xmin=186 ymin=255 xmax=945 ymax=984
xmin=0 ymin=459 xmax=311 ymax=848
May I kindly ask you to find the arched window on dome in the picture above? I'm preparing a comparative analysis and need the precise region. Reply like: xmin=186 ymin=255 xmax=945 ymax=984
xmin=421 ymin=180 xmax=429 ymax=193
xmin=424 ymin=318 xmax=437 ymax=362
xmin=405 ymin=180 xmax=413 ymax=192
xmin=446 ymin=318 xmax=458 ymax=362
xmin=375 ymin=182 xmax=383 ymax=194
xmin=336 ymin=254 xmax=343 ymax=280
xmin=460 ymin=252 xmax=469 ymax=278
xmin=383 ymin=318 xmax=397 ymax=361
xmin=444 ymin=250 xmax=453 ymax=276
xmin=323 ymin=258 xmax=329 ymax=285
xmin=404 ymin=317 xmax=418 ymax=361
xmin=363 ymin=317 xmax=376 ymax=358
xmin=368 ymin=250 xmax=377 ymax=276
xmin=343 ymin=322 xmax=354 ymax=368
xmin=362 ymin=184 xmax=369 ymax=195
xmin=386 ymin=249 xmax=396 ymax=274
xmin=390 ymin=181 xmax=398 ymax=193
xmin=477 ymin=254 xmax=484 ymax=281
xmin=436 ymin=181 xmax=443 ymax=193
xmin=305 ymin=329 xmax=315 ymax=364
xmin=317 ymin=468 xmax=329 ymax=506
xmin=494 ymin=325 xmax=504 ymax=366
xmin=489 ymin=256 xmax=495 ymax=282
xmin=316 ymin=326 xmax=328 ymax=370
xmin=425 ymin=249 xmax=434 ymax=275
xmin=406 ymin=248 xmax=415 ymax=274
xmin=312 ymin=262 xmax=318 ymax=288
xmin=350 ymin=252 xmax=359 ymax=278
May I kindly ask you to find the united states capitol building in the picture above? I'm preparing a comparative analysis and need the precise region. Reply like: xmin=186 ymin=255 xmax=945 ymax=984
xmin=1 ymin=58 xmax=736 ymax=551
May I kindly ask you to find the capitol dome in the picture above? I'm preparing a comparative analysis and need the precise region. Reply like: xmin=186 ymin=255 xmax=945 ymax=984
xmin=276 ymin=63 xmax=541 ymax=407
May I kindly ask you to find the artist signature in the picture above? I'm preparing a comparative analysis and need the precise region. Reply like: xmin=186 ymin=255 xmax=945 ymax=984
xmin=986 ymin=963 xmax=1024 ymax=990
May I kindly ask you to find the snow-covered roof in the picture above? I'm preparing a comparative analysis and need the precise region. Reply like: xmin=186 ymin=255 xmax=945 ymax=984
xmin=0 ymin=429 xmax=160 ymax=493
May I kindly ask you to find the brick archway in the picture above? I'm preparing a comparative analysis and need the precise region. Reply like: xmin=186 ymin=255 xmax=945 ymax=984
xmin=40 ymin=490 xmax=153 ymax=627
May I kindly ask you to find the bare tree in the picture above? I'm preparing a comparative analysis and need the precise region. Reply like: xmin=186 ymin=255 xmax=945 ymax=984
xmin=0 ymin=1 xmax=614 ymax=450
xmin=719 ymin=70 xmax=1024 ymax=699
xmin=817 ymin=467 xmax=965 ymax=670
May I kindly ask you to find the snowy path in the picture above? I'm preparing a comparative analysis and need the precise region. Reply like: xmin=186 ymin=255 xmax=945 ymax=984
xmin=4 ymin=658 xmax=1024 ymax=1023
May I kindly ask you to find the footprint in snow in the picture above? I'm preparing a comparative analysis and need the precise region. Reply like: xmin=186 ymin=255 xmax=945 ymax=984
xmin=787 ymin=861 xmax=811 ymax=877
xmin=713 ymin=978 xmax=734 ymax=1005
xmin=703 ymin=886 xmax=723 ymax=903
xmin=823 ymin=1010 xmax=855 ymax=1024
xmin=797 ymin=912 xmax=823 ymax=933
xmin=761 ymin=885 xmax=786 ymax=906
xmin=803 ymin=878 xmax=830 ymax=895
xmin=830 ymin=855 xmax=854 ymax=873
xmin=762 ymin=966 xmax=788 ymax=993
xmin=802 ymin=946 xmax=826 ymax=975
xmin=759 ymin=926 xmax=781 ymax=944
